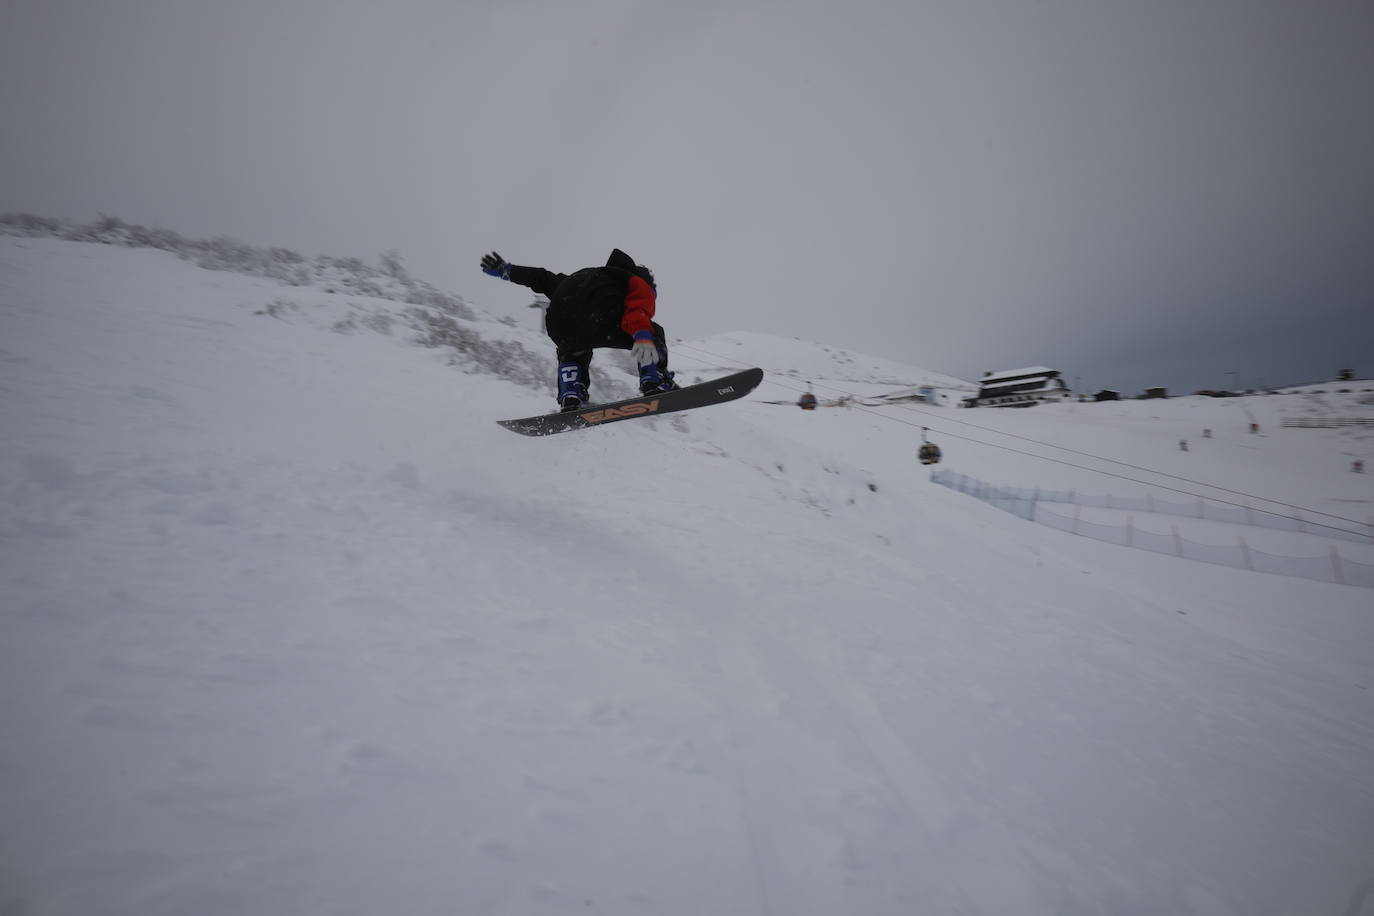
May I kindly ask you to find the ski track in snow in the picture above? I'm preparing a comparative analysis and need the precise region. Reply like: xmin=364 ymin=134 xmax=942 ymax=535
xmin=2 ymin=236 xmax=1373 ymax=916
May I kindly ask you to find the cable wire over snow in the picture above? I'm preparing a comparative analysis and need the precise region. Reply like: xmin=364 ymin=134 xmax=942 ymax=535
xmin=671 ymin=341 xmax=1373 ymax=542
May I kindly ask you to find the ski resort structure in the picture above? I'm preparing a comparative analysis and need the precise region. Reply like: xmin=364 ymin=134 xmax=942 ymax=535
xmin=966 ymin=366 xmax=1073 ymax=407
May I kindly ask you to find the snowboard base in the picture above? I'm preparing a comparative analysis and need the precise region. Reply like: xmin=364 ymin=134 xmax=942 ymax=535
xmin=497 ymin=368 xmax=764 ymax=436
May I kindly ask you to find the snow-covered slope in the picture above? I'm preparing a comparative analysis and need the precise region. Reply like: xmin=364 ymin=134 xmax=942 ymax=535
xmin=2 ymin=234 xmax=1372 ymax=916
xmin=674 ymin=330 xmax=976 ymax=402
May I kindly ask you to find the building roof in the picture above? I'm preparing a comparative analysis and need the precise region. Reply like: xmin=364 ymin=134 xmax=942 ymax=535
xmin=981 ymin=366 xmax=1057 ymax=383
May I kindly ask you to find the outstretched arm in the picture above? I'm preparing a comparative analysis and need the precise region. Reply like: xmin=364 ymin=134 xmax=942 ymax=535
xmin=480 ymin=251 xmax=565 ymax=298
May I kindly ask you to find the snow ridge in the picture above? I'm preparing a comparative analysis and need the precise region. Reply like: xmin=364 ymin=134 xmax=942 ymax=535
xmin=2 ymin=229 xmax=1373 ymax=916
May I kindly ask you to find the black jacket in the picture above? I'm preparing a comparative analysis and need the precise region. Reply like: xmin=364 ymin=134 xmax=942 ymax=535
xmin=507 ymin=249 xmax=658 ymax=351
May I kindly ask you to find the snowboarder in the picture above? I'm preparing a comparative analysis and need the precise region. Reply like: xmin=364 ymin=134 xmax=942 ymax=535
xmin=480 ymin=249 xmax=676 ymax=412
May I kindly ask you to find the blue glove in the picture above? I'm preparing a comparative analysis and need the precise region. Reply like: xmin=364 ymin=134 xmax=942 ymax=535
xmin=480 ymin=251 xmax=510 ymax=280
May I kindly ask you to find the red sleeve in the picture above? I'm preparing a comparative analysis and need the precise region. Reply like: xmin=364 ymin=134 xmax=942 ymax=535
xmin=619 ymin=275 xmax=657 ymax=339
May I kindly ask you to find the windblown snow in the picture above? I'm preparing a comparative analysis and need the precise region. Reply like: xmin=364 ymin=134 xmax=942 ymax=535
xmin=2 ymin=231 xmax=1372 ymax=916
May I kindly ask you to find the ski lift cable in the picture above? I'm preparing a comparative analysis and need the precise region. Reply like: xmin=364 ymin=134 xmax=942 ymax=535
xmin=843 ymin=406 xmax=1371 ymax=540
xmin=673 ymin=341 xmax=1368 ymax=534
xmin=880 ymin=398 xmax=1372 ymax=528
xmin=671 ymin=341 xmax=1372 ymax=537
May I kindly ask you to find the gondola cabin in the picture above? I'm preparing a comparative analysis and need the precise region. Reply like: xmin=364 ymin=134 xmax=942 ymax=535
xmin=918 ymin=427 xmax=942 ymax=465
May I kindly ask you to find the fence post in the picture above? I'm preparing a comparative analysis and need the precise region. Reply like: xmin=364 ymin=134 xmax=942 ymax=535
xmin=1330 ymin=545 xmax=1345 ymax=586
xmin=1172 ymin=526 xmax=1183 ymax=557
xmin=1146 ymin=493 xmax=1154 ymax=512
xmin=1239 ymin=536 xmax=1253 ymax=571
xmin=1072 ymin=504 xmax=1081 ymax=535
xmin=1245 ymin=504 xmax=1253 ymax=526
xmin=1197 ymin=499 xmax=1205 ymax=518
xmin=1106 ymin=493 xmax=1113 ymax=509
xmin=1126 ymin=516 xmax=1134 ymax=547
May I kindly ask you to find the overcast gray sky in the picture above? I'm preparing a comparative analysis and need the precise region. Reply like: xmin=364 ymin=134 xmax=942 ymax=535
xmin=4 ymin=0 xmax=1372 ymax=393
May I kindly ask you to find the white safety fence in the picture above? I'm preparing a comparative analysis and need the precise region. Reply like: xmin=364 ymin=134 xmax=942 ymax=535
xmin=927 ymin=472 xmax=1374 ymax=545
xmin=1280 ymin=417 xmax=1374 ymax=428
xmin=930 ymin=469 xmax=1374 ymax=589
xmin=1068 ymin=490 xmax=1374 ymax=545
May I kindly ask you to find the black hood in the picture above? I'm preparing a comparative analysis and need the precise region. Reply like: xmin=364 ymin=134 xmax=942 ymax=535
xmin=606 ymin=248 xmax=637 ymax=270
xmin=606 ymin=248 xmax=654 ymax=289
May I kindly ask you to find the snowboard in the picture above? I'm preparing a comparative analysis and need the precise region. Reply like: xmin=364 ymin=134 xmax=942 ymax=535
xmin=498 ymin=367 xmax=764 ymax=437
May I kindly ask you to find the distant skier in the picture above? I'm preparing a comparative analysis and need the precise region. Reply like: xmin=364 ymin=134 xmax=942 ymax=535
xmin=798 ymin=391 xmax=818 ymax=410
xmin=480 ymin=249 xmax=676 ymax=412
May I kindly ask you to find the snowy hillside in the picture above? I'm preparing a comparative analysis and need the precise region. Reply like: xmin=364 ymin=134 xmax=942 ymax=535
xmin=681 ymin=331 xmax=976 ymax=404
xmin=2 ymin=231 xmax=1373 ymax=916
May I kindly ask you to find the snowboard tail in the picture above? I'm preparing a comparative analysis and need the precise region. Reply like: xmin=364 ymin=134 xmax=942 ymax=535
xmin=498 ymin=368 xmax=764 ymax=437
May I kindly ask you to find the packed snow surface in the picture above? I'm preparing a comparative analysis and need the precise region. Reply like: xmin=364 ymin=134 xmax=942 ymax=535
xmin=2 ymin=235 xmax=1373 ymax=916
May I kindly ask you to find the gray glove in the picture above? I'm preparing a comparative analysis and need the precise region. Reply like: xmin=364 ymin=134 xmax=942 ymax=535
xmin=630 ymin=337 xmax=659 ymax=367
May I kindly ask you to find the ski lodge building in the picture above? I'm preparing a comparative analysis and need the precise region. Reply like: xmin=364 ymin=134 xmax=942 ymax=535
xmin=965 ymin=367 xmax=1072 ymax=407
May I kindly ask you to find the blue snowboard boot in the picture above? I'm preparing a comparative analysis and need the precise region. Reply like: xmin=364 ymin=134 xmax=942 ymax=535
xmin=557 ymin=360 xmax=588 ymax=412
xmin=638 ymin=362 xmax=678 ymax=396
